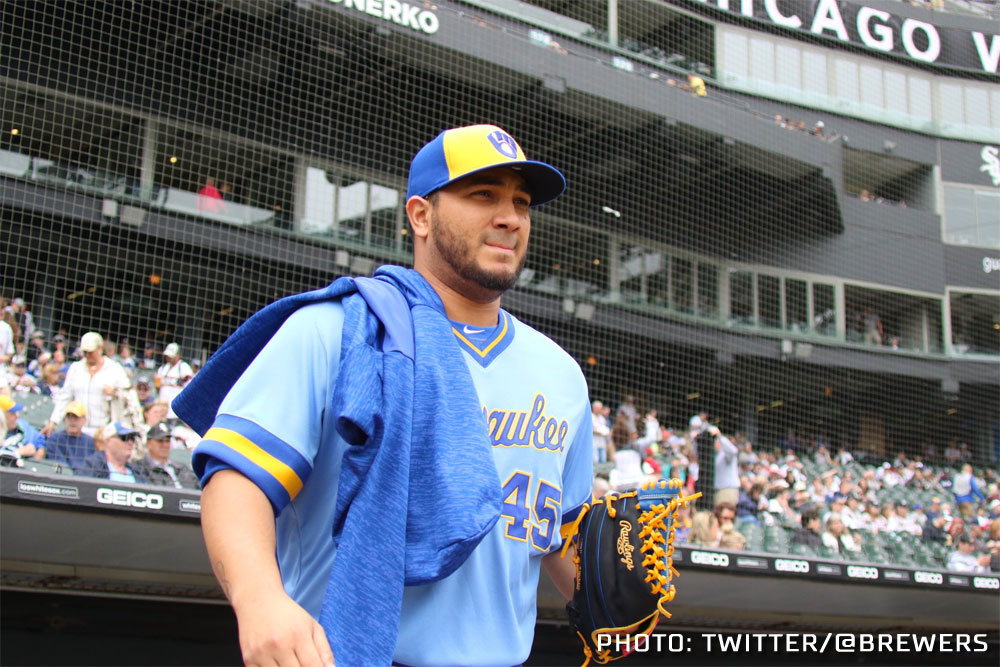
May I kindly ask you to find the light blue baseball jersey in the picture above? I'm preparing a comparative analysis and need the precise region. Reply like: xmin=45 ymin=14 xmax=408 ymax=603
xmin=195 ymin=301 xmax=593 ymax=667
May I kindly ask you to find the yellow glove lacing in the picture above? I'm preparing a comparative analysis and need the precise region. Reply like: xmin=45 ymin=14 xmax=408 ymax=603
xmin=561 ymin=479 xmax=702 ymax=666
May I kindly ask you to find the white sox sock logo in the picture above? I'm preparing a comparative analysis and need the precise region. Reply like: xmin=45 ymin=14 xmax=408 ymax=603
xmin=981 ymin=146 xmax=1000 ymax=186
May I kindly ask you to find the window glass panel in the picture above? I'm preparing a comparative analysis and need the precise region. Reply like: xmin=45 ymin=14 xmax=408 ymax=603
xmin=521 ymin=223 xmax=609 ymax=299
xmin=943 ymin=186 xmax=977 ymax=245
xmin=908 ymin=76 xmax=932 ymax=121
xmin=834 ymin=60 xmax=859 ymax=103
xmin=759 ymin=275 xmax=781 ymax=328
xmin=369 ymin=183 xmax=401 ymax=250
xmin=939 ymin=83 xmax=965 ymax=126
xmin=975 ymin=191 xmax=1000 ymax=248
xmin=859 ymin=64 xmax=884 ymax=109
xmin=813 ymin=283 xmax=836 ymax=336
xmin=336 ymin=180 xmax=369 ymax=241
xmin=786 ymin=279 xmax=808 ymax=333
xmin=884 ymin=70 xmax=907 ymax=115
xmin=301 ymin=167 xmax=337 ymax=234
xmin=697 ymin=262 xmax=718 ymax=318
xmin=964 ymin=86 xmax=990 ymax=128
xmin=802 ymin=50 xmax=827 ymax=96
xmin=749 ymin=38 xmax=776 ymax=84
xmin=775 ymin=44 xmax=800 ymax=89
xmin=649 ymin=257 xmax=670 ymax=309
xmin=950 ymin=292 xmax=1000 ymax=355
xmin=722 ymin=31 xmax=749 ymax=79
xmin=672 ymin=257 xmax=693 ymax=313
xmin=730 ymin=271 xmax=754 ymax=325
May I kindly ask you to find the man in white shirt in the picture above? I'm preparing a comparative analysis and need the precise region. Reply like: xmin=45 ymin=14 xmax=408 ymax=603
xmin=42 ymin=332 xmax=143 ymax=437
xmin=155 ymin=342 xmax=194 ymax=419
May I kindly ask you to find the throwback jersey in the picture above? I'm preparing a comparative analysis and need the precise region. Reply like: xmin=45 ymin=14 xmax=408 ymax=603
xmin=194 ymin=300 xmax=593 ymax=667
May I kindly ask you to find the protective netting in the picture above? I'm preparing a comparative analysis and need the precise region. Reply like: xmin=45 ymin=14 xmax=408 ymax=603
xmin=1 ymin=0 xmax=998 ymax=572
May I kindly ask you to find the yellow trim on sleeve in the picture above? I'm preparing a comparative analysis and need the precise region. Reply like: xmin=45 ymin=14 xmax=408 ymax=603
xmin=203 ymin=427 xmax=304 ymax=500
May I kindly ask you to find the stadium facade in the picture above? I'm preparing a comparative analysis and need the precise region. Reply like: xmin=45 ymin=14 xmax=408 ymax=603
xmin=2 ymin=0 xmax=997 ymax=461
xmin=1 ymin=0 xmax=999 ymax=662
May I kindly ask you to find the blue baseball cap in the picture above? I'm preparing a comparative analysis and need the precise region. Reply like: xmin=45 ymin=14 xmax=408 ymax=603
xmin=101 ymin=421 xmax=139 ymax=440
xmin=406 ymin=124 xmax=566 ymax=206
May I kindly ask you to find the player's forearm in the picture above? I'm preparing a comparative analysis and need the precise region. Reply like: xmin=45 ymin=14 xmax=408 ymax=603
xmin=543 ymin=549 xmax=576 ymax=601
xmin=201 ymin=469 xmax=286 ymax=611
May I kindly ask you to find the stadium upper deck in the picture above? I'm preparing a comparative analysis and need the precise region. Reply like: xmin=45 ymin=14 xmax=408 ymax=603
xmin=0 ymin=0 xmax=997 ymax=459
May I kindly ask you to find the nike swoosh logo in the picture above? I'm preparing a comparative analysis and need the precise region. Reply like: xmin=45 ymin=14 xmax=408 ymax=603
xmin=463 ymin=325 xmax=485 ymax=335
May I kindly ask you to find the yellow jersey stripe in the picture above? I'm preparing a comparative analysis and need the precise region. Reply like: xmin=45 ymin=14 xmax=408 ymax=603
xmin=203 ymin=426 xmax=304 ymax=500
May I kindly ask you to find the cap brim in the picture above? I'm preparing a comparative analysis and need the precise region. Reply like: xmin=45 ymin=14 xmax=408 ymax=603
xmin=418 ymin=160 xmax=566 ymax=207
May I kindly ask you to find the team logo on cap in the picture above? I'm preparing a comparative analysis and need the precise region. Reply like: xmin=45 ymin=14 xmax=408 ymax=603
xmin=487 ymin=130 xmax=519 ymax=159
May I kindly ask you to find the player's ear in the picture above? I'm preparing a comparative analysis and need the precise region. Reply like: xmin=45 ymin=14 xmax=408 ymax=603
xmin=406 ymin=195 xmax=432 ymax=240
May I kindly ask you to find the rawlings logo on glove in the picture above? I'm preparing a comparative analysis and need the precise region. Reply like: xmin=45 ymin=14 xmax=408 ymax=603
xmin=560 ymin=479 xmax=700 ymax=666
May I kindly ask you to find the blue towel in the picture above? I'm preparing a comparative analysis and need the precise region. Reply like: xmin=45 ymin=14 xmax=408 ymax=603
xmin=174 ymin=265 xmax=501 ymax=666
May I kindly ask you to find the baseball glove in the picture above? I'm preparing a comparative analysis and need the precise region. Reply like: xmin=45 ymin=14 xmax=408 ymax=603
xmin=560 ymin=479 xmax=700 ymax=666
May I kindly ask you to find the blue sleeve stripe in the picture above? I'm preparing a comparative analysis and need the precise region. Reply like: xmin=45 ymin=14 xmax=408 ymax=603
xmin=193 ymin=440 xmax=293 ymax=513
xmin=213 ymin=413 xmax=312 ymax=481
xmin=562 ymin=501 xmax=586 ymax=526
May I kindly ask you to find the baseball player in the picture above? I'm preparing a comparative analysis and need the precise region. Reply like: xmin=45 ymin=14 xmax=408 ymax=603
xmin=180 ymin=125 xmax=594 ymax=666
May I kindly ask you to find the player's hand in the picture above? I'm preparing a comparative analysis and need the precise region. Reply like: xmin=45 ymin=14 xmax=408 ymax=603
xmin=234 ymin=590 xmax=334 ymax=667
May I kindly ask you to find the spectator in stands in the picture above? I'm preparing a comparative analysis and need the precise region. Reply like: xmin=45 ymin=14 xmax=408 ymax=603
xmin=4 ymin=297 xmax=35 ymax=345
xmin=27 ymin=349 xmax=51 ymax=379
xmin=687 ymin=74 xmax=706 ymax=97
xmin=198 ymin=176 xmax=224 ymax=213
xmin=841 ymin=494 xmax=864 ymax=531
xmin=894 ymin=501 xmax=922 ymax=536
xmin=616 ymin=395 xmax=638 ymax=436
xmin=688 ymin=511 xmax=720 ymax=548
xmin=673 ymin=503 xmax=693 ymax=544
xmin=861 ymin=306 xmax=883 ymax=345
xmin=132 ymin=422 xmax=199 ymax=489
xmin=943 ymin=440 xmax=962 ymax=465
xmin=822 ymin=513 xmax=861 ymax=556
xmin=953 ymin=464 xmax=986 ymax=519
xmin=135 ymin=374 xmax=156 ymax=407
xmin=591 ymin=400 xmax=610 ymax=463
xmin=766 ymin=481 xmax=798 ymax=526
xmin=1 ymin=394 xmax=45 ymax=463
xmin=608 ymin=413 xmax=646 ymax=491
xmin=712 ymin=425 xmax=740 ymax=508
xmin=140 ymin=342 xmax=158 ymax=370
xmin=25 ymin=330 xmax=48 ymax=365
xmin=42 ymin=332 xmax=143 ymax=437
xmin=718 ymin=521 xmax=745 ymax=550
xmin=118 ymin=342 xmax=137 ymax=375
xmin=8 ymin=356 xmax=37 ymax=392
xmin=39 ymin=401 xmax=93 ymax=469
xmin=155 ymin=342 xmax=193 ymax=420
xmin=946 ymin=534 xmax=990 ymax=573
xmin=791 ymin=506 xmax=824 ymax=550
xmin=36 ymin=362 xmax=62 ymax=397
xmin=77 ymin=421 xmax=148 ymax=483
xmin=0 ymin=302 xmax=15 ymax=372
xmin=811 ymin=120 xmax=825 ymax=138
xmin=922 ymin=515 xmax=949 ymax=544
xmin=737 ymin=483 xmax=766 ymax=525
xmin=636 ymin=409 xmax=661 ymax=450
xmin=142 ymin=399 xmax=170 ymax=433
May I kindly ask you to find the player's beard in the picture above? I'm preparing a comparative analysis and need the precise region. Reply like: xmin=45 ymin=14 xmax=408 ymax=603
xmin=430 ymin=209 xmax=526 ymax=293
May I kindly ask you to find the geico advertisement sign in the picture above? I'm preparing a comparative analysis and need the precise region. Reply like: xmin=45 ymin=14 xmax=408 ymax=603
xmin=690 ymin=550 xmax=730 ymax=567
xmin=96 ymin=487 xmax=164 ymax=510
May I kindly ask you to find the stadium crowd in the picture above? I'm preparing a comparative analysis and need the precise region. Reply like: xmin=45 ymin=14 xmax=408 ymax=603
xmin=2 ymin=297 xmax=998 ymax=572
xmin=1 ymin=299 xmax=201 ymax=489
xmin=591 ymin=398 xmax=1000 ymax=574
